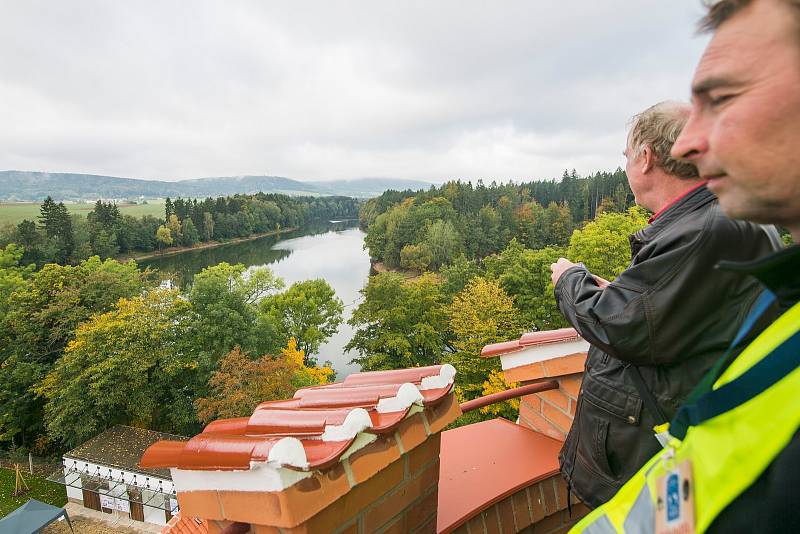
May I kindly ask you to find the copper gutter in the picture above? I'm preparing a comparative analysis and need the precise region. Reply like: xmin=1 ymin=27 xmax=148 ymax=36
xmin=459 ymin=380 xmax=559 ymax=413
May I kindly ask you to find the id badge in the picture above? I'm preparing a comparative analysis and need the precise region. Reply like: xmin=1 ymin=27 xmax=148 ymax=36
xmin=655 ymin=459 xmax=695 ymax=534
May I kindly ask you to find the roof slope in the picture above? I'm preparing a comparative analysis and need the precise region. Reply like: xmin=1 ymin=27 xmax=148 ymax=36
xmin=66 ymin=425 xmax=188 ymax=479
xmin=141 ymin=364 xmax=456 ymax=475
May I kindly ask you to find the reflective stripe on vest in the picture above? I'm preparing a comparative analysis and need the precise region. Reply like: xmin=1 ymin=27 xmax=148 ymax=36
xmin=571 ymin=300 xmax=800 ymax=533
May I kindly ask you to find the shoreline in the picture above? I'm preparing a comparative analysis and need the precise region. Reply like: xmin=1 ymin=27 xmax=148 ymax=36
xmin=117 ymin=227 xmax=298 ymax=262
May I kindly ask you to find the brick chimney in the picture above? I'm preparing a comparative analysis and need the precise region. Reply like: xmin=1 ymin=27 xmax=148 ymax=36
xmin=141 ymin=365 xmax=461 ymax=534
xmin=481 ymin=328 xmax=588 ymax=441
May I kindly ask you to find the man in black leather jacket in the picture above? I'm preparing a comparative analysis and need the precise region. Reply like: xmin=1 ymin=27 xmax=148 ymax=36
xmin=548 ymin=101 xmax=783 ymax=508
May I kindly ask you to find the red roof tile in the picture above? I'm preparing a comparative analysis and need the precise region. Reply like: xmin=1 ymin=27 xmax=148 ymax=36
xmin=437 ymin=418 xmax=563 ymax=533
xmin=141 ymin=365 xmax=455 ymax=473
xmin=481 ymin=327 xmax=580 ymax=357
xmin=161 ymin=512 xmax=208 ymax=534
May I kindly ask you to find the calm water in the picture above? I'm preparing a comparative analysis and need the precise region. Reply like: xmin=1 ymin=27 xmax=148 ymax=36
xmin=140 ymin=220 xmax=369 ymax=377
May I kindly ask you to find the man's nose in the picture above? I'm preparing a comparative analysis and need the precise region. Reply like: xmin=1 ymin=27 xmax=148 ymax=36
xmin=671 ymin=113 xmax=708 ymax=162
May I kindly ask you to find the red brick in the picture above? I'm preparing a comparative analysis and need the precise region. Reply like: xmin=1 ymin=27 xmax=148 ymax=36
xmin=413 ymin=515 xmax=437 ymax=534
xmin=529 ymin=484 xmax=546 ymax=523
xmin=540 ymin=479 xmax=559 ymax=516
xmin=496 ymin=497 xmax=516 ymax=533
xmin=406 ymin=487 xmax=438 ymax=531
xmin=542 ymin=400 xmax=573 ymax=434
xmin=467 ymin=514 xmax=486 ymax=534
xmin=379 ymin=513 xmax=407 ymax=534
xmin=348 ymin=435 xmax=402 ymax=485
xmin=364 ymin=461 xmax=439 ymax=532
xmin=503 ymin=362 xmax=546 ymax=383
xmin=409 ymin=432 xmax=441 ymax=474
xmin=304 ymin=458 xmax=404 ymax=532
xmin=542 ymin=353 xmax=586 ymax=378
xmin=253 ymin=525 xmax=281 ymax=534
xmin=559 ymin=376 xmax=582 ymax=399
xmin=538 ymin=388 xmax=569 ymax=411
xmin=511 ymin=488 xmax=533 ymax=529
xmin=425 ymin=393 xmax=462 ymax=434
xmin=482 ymin=506 xmax=501 ymax=534
xmin=518 ymin=408 xmax=566 ymax=441
xmin=335 ymin=521 xmax=359 ymax=534
xmin=520 ymin=394 xmax=542 ymax=412
xmin=554 ymin=476 xmax=569 ymax=510
xmin=397 ymin=413 xmax=429 ymax=454
xmin=177 ymin=491 xmax=224 ymax=521
xmin=532 ymin=508 xmax=564 ymax=533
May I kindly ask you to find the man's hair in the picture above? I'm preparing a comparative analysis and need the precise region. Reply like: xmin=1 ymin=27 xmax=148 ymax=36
xmin=700 ymin=0 xmax=800 ymax=32
xmin=628 ymin=101 xmax=699 ymax=179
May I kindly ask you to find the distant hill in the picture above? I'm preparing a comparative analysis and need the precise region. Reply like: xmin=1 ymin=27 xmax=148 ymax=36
xmin=0 ymin=171 xmax=434 ymax=201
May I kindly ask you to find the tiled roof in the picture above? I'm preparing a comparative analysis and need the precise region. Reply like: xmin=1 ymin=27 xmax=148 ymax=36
xmin=480 ymin=327 xmax=581 ymax=358
xmin=437 ymin=418 xmax=563 ymax=533
xmin=66 ymin=425 xmax=188 ymax=479
xmin=140 ymin=364 xmax=456 ymax=474
xmin=161 ymin=512 xmax=208 ymax=534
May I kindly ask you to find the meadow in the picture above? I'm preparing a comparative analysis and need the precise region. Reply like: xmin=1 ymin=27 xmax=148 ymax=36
xmin=0 ymin=201 xmax=165 ymax=224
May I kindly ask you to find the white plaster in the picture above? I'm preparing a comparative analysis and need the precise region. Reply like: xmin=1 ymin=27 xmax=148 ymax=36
xmin=339 ymin=432 xmax=379 ymax=461
xmin=60 ymin=456 xmax=174 ymax=526
xmin=499 ymin=338 xmax=589 ymax=370
xmin=321 ymin=408 xmax=372 ymax=442
xmin=376 ymin=382 xmax=424 ymax=413
xmin=267 ymin=437 xmax=309 ymax=469
xmin=170 ymin=462 xmax=313 ymax=493
xmin=420 ymin=364 xmax=456 ymax=390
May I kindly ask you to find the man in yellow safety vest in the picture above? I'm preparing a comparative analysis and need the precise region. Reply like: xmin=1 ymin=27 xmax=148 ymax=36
xmin=571 ymin=0 xmax=800 ymax=532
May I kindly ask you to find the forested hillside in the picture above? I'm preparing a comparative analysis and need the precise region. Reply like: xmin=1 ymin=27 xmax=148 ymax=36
xmin=350 ymin=169 xmax=647 ymax=423
xmin=0 ymin=193 xmax=360 ymax=267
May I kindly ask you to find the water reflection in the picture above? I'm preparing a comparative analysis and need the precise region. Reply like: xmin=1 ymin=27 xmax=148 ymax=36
xmin=140 ymin=220 xmax=368 ymax=377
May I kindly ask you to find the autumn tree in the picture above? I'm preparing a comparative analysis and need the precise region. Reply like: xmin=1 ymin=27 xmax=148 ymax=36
xmin=36 ymin=289 xmax=198 ymax=448
xmin=195 ymin=338 xmax=333 ymax=424
xmin=445 ymin=277 xmax=522 ymax=397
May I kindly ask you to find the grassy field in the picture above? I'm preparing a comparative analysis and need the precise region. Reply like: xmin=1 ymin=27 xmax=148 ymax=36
xmin=0 ymin=201 xmax=165 ymax=225
xmin=0 ymin=467 xmax=67 ymax=517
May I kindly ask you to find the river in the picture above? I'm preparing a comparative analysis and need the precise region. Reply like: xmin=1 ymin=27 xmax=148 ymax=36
xmin=140 ymin=220 xmax=369 ymax=378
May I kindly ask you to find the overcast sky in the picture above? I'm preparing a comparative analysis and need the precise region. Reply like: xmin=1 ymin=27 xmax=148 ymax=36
xmin=1 ymin=1 xmax=709 ymax=183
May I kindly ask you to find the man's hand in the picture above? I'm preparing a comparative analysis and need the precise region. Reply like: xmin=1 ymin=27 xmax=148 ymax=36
xmin=550 ymin=257 xmax=577 ymax=286
xmin=593 ymin=275 xmax=610 ymax=289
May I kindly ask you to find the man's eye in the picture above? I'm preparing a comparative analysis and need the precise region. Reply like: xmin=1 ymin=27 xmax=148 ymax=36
xmin=708 ymin=93 xmax=733 ymax=106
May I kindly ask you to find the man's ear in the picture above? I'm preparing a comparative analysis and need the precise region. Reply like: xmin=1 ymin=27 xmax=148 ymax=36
xmin=641 ymin=145 xmax=655 ymax=174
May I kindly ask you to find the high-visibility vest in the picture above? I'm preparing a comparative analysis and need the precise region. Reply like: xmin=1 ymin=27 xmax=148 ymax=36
xmin=570 ymin=299 xmax=800 ymax=533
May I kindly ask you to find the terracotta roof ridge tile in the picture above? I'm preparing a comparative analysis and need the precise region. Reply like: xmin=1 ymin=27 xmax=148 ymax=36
xmin=481 ymin=327 xmax=581 ymax=358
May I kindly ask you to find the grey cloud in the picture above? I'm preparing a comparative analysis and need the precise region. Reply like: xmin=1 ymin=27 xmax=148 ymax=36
xmin=0 ymin=0 xmax=708 ymax=182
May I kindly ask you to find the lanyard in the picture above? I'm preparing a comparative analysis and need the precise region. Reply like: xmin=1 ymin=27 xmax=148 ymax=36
xmin=669 ymin=290 xmax=800 ymax=440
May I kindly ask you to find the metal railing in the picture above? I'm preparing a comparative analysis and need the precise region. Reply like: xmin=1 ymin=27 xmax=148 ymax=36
xmin=459 ymin=380 xmax=559 ymax=413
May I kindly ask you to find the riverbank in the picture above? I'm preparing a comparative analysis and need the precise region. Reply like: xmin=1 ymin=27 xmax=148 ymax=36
xmin=117 ymin=227 xmax=298 ymax=262
xmin=370 ymin=261 xmax=424 ymax=279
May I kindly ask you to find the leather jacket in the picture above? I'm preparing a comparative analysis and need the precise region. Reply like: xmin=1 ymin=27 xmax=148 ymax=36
xmin=554 ymin=185 xmax=783 ymax=508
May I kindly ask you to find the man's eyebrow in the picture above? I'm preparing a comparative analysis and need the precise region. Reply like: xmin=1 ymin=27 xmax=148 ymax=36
xmin=691 ymin=76 xmax=733 ymax=95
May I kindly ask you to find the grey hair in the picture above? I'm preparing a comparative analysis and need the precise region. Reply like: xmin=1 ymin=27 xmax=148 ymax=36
xmin=628 ymin=101 xmax=699 ymax=179
xmin=699 ymin=0 xmax=800 ymax=34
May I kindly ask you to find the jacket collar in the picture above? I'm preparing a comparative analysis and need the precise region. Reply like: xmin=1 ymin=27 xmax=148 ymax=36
xmin=718 ymin=244 xmax=800 ymax=309
xmin=632 ymin=184 xmax=716 ymax=244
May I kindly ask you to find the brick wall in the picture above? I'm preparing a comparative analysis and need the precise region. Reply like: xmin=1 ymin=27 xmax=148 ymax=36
xmin=449 ymin=474 xmax=590 ymax=534
xmin=506 ymin=353 xmax=585 ymax=441
xmin=198 ymin=393 xmax=461 ymax=534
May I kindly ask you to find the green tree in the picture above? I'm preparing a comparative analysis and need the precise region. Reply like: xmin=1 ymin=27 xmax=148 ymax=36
xmin=444 ymin=277 xmax=523 ymax=397
xmin=424 ymin=219 xmax=462 ymax=269
xmin=181 ymin=218 xmax=200 ymax=247
xmin=399 ymin=244 xmax=432 ymax=272
xmin=567 ymin=207 xmax=649 ymax=281
xmin=156 ymin=225 xmax=173 ymax=251
xmin=188 ymin=263 xmax=284 ymax=373
xmin=259 ymin=279 xmax=343 ymax=364
xmin=36 ymin=289 xmax=199 ymax=447
xmin=346 ymin=272 xmax=449 ymax=371
xmin=484 ymin=240 xmax=569 ymax=330
xmin=0 ymin=257 xmax=150 ymax=448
